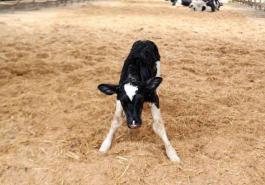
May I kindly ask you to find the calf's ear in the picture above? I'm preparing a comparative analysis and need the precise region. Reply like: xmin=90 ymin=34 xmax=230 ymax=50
xmin=145 ymin=77 xmax=163 ymax=92
xmin=98 ymin=84 xmax=119 ymax=95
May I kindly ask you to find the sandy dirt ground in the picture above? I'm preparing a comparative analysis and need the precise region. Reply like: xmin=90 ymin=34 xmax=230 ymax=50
xmin=0 ymin=0 xmax=265 ymax=184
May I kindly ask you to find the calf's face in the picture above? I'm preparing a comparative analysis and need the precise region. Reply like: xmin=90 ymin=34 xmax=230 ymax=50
xmin=98 ymin=77 xmax=162 ymax=129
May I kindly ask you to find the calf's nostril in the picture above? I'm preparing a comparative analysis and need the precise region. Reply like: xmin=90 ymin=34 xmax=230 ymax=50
xmin=128 ymin=123 xmax=141 ymax=129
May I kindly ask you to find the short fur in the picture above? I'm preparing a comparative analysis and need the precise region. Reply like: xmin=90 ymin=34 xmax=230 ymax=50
xmin=98 ymin=40 xmax=180 ymax=161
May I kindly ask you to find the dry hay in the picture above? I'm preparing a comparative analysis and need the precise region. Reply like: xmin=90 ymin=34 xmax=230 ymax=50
xmin=0 ymin=0 xmax=265 ymax=184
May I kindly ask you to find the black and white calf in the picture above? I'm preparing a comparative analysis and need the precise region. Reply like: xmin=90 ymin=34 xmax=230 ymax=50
xmin=98 ymin=40 xmax=180 ymax=162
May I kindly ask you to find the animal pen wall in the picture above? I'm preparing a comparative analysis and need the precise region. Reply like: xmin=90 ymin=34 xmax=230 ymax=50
xmin=234 ymin=0 xmax=265 ymax=10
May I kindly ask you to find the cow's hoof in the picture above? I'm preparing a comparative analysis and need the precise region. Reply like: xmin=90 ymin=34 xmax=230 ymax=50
xmin=166 ymin=146 xmax=181 ymax=162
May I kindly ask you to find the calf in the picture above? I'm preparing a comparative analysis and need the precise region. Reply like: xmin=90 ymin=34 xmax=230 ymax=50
xmin=98 ymin=40 xmax=180 ymax=162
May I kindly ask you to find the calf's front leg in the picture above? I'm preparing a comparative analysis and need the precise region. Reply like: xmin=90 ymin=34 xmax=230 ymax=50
xmin=151 ymin=103 xmax=181 ymax=162
xmin=99 ymin=100 xmax=123 ymax=153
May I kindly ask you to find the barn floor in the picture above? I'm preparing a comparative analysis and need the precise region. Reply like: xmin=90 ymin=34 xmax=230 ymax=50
xmin=0 ymin=0 xmax=265 ymax=184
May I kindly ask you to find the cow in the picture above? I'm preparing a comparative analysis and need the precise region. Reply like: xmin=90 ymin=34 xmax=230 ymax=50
xmin=189 ymin=0 xmax=222 ymax=11
xmin=167 ymin=0 xmax=222 ymax=11
xmin=98 ymin=40 xmax=180 ymax=162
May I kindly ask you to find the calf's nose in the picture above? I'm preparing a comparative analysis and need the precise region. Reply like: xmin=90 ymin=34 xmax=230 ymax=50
xmin=128 ymin=120 xmax=141 ymax=129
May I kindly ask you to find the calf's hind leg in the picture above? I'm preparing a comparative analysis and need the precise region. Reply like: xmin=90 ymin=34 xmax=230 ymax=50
xmin=151 ymin=103 xmax=180 ymax=162
xmin=99 ymin=100 xmax=123 ymax=153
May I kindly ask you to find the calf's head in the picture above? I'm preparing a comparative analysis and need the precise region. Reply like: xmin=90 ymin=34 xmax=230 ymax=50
xmin=98 ymin=77 xmax=162 ymax=129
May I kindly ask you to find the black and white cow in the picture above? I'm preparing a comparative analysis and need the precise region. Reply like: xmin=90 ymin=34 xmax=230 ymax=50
xmin=98 ymin=40 xmax=180 ymax=162
xmin=189 ymin=0 xmax=222 ymax=12
xmin=168 ymin=0 xmax=222 ymax=11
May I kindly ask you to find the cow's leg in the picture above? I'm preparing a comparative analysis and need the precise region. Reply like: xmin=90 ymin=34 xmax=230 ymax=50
xmin=208 ymin=1 xmax=216 ymax=12
xmin=151 ymin=103 xmax=180 ymax=162
xmin=99 ymin=100 xmax=123 ymax=153
xmin=171 ymin=0 xmax=177 ymax=6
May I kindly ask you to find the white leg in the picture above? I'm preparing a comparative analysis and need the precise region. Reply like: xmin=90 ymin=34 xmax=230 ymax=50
xmin=151 ymin=104 xmax=180 ymax=162
xmin=99 ymin=100 xmax=123 ymax=153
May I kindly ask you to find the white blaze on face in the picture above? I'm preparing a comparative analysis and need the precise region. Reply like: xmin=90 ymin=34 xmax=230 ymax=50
xmin=124 ymin=83 xmax=138 ymax=101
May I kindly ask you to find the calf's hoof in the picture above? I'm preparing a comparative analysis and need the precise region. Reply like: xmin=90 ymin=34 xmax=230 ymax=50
xmin=166 ymin=146 xmax=181 ymax=162
xmin=99 ymin=139 xmax=111 ymax=153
